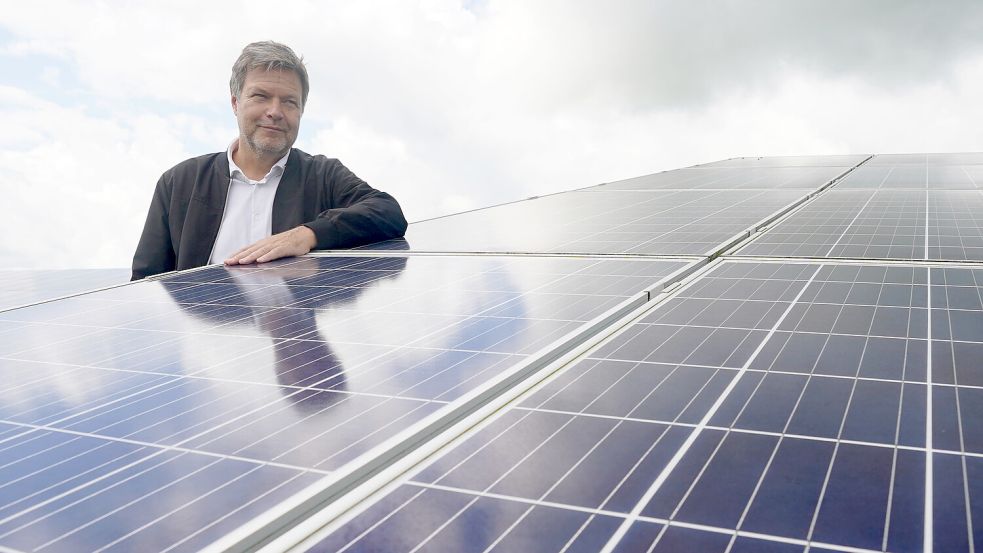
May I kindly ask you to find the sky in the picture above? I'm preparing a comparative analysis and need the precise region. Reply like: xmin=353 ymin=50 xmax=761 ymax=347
xmin=2 ymin=0 xmax=983 ymax=269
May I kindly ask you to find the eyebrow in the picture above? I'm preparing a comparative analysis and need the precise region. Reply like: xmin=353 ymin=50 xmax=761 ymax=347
xmin=247 ymin=86 xmax=299 ymax=102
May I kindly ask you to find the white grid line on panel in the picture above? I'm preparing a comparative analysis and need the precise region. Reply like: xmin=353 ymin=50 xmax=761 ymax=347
xmin=397 ymin=481 xmax=888 ymax=553
xmin=597 ymin=265 xmax=825 ymax=553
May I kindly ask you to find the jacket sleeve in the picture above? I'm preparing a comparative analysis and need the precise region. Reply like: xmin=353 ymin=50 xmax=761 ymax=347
xmin=302 ymin=162 xmax=408 ymax=250
xmin=131 ymin=174 xmax=176 ymax=280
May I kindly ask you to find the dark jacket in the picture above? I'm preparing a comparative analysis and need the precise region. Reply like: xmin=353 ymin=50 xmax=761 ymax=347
xmin=131 ymin=148 xmax=407 ymax=280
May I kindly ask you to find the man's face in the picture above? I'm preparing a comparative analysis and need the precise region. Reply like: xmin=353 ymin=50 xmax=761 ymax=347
xmin=232 ymin=68 xmax=303 ymax=159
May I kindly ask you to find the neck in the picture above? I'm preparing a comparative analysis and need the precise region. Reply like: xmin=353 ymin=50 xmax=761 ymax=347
xmin=232 ymin=139 xmax=284 ymax=180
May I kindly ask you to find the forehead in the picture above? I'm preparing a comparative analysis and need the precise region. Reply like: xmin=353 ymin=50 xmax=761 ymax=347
xmin=241 ymin=67 xmax=302 ymax=96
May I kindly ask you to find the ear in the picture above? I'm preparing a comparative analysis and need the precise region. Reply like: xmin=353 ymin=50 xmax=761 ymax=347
xmin=231 ymin=94 xmax=239 ymax=115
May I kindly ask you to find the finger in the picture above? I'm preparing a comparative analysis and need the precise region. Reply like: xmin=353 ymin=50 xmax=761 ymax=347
xmin=240 ymin=243 xmax=278 ymax=264
xmin=226 ymin=247 xmax=256 ymax=264
xmin=225 ymin=242 xmax=261 ymax=265
xmin=258 ymin=235 xmax=312 ymax=263
xmin=256 ymin=246 xmax=290 ymax=263
xmin=228 ymin=236 xmax=279 ymax=264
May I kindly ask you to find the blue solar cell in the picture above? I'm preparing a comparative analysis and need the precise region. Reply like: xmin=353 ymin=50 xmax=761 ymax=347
xmin=813 ymin=335 xmax=866 ymax=376
xmin=742 ymin=437 xmax=833 ymax=539
xmin=811 ymin=443 xmax=895 ymax=550
xmin=484 ymin=507 xmax=622 ymax=553
xmin=934 ymin=452 xmax=972 ymax=552
xmin=671 ymin=431 xmax=778 ymax=528
xmin=720 ymin=372 xmax=808 ymax=433
xmin=886 ymin=449 xmax=926 ymax=552
xmin=898 ymin=383 xmax=928 ymax=448
xmin=610 ymin=520 xmax=663 ymax=553
xmin=541 ymin=421 xmax=674 ymax=509
xmin=648 ymin=525 xmax=732 ymax=553
xmin=730 ymin=537 xmax=805 ymax=553
xmin=855 ymin=337 xmax=906 ymax=379
xmin=952 ymin=388 xmax=983 ymax=454
xmin=934 ymin=386 xmax=963 ymax=452
xmin=750 ymin=331 xmax=827 ymax=373
xmin=784 ymin=377 xmax=854 ymax=439
xmin=840 ymin=380 xmax=904 ymax=444
xmin=643 ymin=429 xmax=726 ymax=519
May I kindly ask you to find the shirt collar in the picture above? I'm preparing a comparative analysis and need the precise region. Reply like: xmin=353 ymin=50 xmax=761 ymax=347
xmin=227 ymin=139 xmax=290 ymax=183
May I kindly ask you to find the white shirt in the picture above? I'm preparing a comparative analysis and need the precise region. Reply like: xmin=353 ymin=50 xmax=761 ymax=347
xmin=208 ymin=141 xmax=290 ymax=264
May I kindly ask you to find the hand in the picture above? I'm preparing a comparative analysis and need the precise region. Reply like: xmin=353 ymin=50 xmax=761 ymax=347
xmin=224 ymin=226 xmax=317 ymax=265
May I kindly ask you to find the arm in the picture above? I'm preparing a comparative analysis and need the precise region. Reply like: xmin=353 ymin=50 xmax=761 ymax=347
xmin=131 ymin=175 xmax=175 ymax=280
xmin=226 ymin=161 xmax=407 ymax=265
xmin=303 ymin=162 xmax=408 ymax=250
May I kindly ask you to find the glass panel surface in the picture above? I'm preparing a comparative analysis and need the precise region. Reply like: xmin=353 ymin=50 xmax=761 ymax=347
xmin=0 ymin=269 xmax=129 ymax=311
xmin=0 ymin=255 xmax=688 ymax=551
xmin=311 ymin=260 xmax=968 ymax=553
xmin=363 ymin=189 xmax=808 ymax=256
xmin=695 ymin=155 xmax=868 ymax=168
xmin=596 ymin=166 xmax=849 ymax=191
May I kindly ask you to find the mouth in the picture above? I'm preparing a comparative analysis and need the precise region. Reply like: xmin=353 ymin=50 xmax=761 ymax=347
xmin=258 ymin=125 xmax=285 ymax=133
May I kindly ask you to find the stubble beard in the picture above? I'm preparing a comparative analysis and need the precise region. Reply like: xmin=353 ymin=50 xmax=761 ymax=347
xmin=245 ymin=131 xmax=291 ymax=161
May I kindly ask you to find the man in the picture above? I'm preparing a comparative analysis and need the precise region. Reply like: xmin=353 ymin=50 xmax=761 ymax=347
xmin=131 ymin=41 xmax=407 ymax=280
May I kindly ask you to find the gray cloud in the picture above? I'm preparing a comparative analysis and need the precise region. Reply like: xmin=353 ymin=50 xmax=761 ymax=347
xmin=2 ymin=1 xmax=983 ymax=268
xmin=472 ymin=0 xmax=983 ymax=110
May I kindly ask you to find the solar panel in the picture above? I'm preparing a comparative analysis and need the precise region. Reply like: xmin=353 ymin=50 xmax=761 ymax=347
xmin=361 ymin=189 xmax=815 ymax=256
xmin=737 ymin=189 xmax=983 ymax=261
xmin=4 ymin=152 xmax=983 ymax=552
xmin=0 ymin=254 xmax=692 ymax=552
xmin=736 ymin=190 xmax=927 ymax=259
xmin=0 ymin=269 xmax=129 ymax=311
xmin=302 ymin=260 xmax=949 ymax=552
xmin=929 ymin=191 xmax=983 ymax=261
xmin=836 ymin=166 xmax=983 ymax=189
xmin=695 ymin=155 xmax=869 ymax=168
xmin=594 ymin=166 xmax=850 ymax=191
xmin=865 ymin=153 xmax=983 ymax=166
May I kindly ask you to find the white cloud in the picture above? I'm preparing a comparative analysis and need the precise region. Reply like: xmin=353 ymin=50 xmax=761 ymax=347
xmin=1 ymin=1 xmax=982 ymax=269
xmin=0 ymin=87 xmax=207 ymax=268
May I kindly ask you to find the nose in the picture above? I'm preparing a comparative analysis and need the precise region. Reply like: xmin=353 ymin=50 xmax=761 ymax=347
xmin=265 ymin=99 xmax=284 ymax=121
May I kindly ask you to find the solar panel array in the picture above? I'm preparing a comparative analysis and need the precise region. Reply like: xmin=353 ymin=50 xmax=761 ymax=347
xmin=2 ymin=153 xmax=981 ymax=553
xmin=0 ymin=269 xmax=129 ymax=311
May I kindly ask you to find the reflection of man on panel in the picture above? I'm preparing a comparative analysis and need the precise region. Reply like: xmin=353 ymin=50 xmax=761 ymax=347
xmin=161 ymin=256 xmax=408 ymax=413
xmin=132 ymin=41 xmax=407 ymax=280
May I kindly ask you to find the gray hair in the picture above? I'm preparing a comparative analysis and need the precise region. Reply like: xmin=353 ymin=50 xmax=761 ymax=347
xmin=230 ymin=41 xmax=309 ymax=109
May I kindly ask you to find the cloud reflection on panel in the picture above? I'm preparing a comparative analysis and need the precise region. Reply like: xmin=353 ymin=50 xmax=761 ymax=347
xmin=0 ymin=252 xmax=630 ymax=477
xmin=156 ymin=253 xmax=542 ymax=472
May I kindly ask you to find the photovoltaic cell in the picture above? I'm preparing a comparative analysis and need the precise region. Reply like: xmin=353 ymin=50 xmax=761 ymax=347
xmin=0 ymin=254 xmax=689 ymax=552
xmin=310 ymin=259 xmax=983 ymax=552
xmin=362 ymin=189 xmax=809 ymax=255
